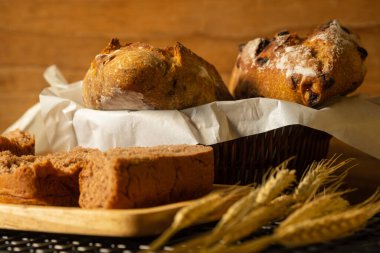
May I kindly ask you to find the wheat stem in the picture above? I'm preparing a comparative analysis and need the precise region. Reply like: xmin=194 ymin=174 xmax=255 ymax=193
xmin=145 ymin=186 xmax=250 ymax=252
xmin=221 ymin=195 xmax=294 ymax=245
xmin=217 ymin=235 xmax=275 ymax=253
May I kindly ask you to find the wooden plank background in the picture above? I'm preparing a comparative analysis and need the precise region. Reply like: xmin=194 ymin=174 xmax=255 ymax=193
xmin=0 ymin=0 xmax=379 ymax=200
xmin=1 ymin=0 xmax=379 ymax=132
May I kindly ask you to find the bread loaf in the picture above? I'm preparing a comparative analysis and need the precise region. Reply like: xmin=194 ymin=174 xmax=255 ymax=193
xmin=0 ymin=147 xmax=97 ymax=206
xmin=79 ymin=145 xmax=214 ymax=209
xmin=0 ymin=129 xmax=35 ymax=156
xmin=229 ymin=20 xmax=367 ymax=107
xmin=0 ymin=143 xmax=214 ymax=208
xmin=82 ymin=39 xmax=232 ymax=110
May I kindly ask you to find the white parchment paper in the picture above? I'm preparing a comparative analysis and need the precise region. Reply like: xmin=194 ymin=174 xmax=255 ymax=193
xmin=5 ymin=66 xmax=380 ymax=160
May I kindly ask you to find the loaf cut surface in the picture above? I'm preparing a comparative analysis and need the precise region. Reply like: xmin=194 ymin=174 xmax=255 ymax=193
xmin=0 ymin=147 xmax=98 ymax=206
xmin=79 ymin=145 xmax=214 ymax=209
xmin=0 ymin=129 xmax=35 ymax=156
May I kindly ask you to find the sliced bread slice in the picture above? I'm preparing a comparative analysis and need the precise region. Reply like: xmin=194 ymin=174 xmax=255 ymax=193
xmin=79 ymin=145 xmax=214 ymax=209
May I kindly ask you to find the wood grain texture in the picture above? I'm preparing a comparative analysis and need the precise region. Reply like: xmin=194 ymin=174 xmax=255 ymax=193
xmin=0 ymin=0 xmax=379 ymax=195
xmin=0 ymin=196 xmax=186 ymax=237
xmin=0 ymin=185 xmax=228 ymax=237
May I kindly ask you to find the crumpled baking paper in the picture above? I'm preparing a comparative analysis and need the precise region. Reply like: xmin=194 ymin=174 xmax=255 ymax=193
xmin=4 ymin=65 xmax=380 ymax=160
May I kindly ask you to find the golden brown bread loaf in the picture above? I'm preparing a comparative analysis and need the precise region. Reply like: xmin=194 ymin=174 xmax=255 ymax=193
xmin=0 ymin=147 xmax=97 ymax=206
xmin=0 ymin=144 xmax=214 ymax=208
xmin=79 ymin=145 xmax=214 ymax=209
xmin=229 ymin=20 xmax=367 ymax=107
xmin=82 ymin=39 xmax=232 ymax=110
xmin=0 ymin=129 xmax=35 ymax=156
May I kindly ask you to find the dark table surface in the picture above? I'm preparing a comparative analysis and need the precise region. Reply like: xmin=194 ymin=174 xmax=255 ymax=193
xmin=1 ymin=213 xmax=379 ymax=253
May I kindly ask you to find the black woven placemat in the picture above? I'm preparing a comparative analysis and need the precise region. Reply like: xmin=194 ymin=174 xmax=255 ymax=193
xmin=1 ymin=214 xmax=379 ymax=252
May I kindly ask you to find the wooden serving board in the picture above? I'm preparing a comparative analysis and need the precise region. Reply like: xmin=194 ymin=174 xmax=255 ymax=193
xmin=0 ymin=185 xmax=228 ymax=237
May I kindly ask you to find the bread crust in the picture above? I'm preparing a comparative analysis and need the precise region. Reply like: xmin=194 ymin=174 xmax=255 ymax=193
xmin=229 ymin=20 xmax=367 ymax=107
xmin=82 ymin=39 xmax=232 ymax=110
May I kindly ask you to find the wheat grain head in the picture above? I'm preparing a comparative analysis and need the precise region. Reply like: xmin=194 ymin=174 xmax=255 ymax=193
xmin=276 ymin=189 xmax=380 ymax=247
xmin=278 ymin=192 xmax=350 ymax=231
xmin=276 ymin=204 xmax=378 ymax=247
xmin=256 ymin=160 xmax=296 ymax=204
xmin=294 ymin=156 xmax=354 ymax=202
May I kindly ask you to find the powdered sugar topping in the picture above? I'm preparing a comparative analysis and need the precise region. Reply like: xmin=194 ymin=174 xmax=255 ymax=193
xmin=275 ymin=45 xmax=317 ymax=78
xmin=241 ymin=38 xmax=265 ymax=66
xmin=241 ymin=20 xmax=361 ymax=79
xmin=241 ymin=33 xmax=319 ymax=78
xmin=308 ymin=20 xmax=358 ymax=56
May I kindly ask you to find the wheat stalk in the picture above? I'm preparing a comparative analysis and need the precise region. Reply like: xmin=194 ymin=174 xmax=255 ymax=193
xmin=215 ymin=188 xmax=258 ymax=232
xmin=169 ymin=160 xmax=296 ymax=252
xmin=216 ymin=189 xmax=380 ymax=253
xmin=208 ymin=193 xmax=348 ymax=252
xmin=169 ymin=196 xmax=295 ymax=253
xmin=277 ymin=202 xmax=380 ymax=247
xmin=151 ymin=157 xmax=358 ymax=253
xmin=217 ymin=235 xmax=275 ymax=253
xmin=256 ymin=160 xmax=296 ymax=204
xmin=168 ymin=159 xmax=295 ymax=252
xmin=176 ymin=189 xmax=259 ymax=252
xmin=294 ymin=156 xmax=354 ymax=202
xmin=220 ymin=195 xmax=295 ymax=245
xmin=169 ymin=158 xmax=341 ymax=252
xmin=144 ymin=185 xmax=249 ymax=252
xmin=167 ymin=188 xmax=258 ymax=253
xmin=222 ymin=158 xmax=350 ymax=247
xmin=278 ymin=192 xmax=350 ymax=229
xmin=218 ymin=159 xmax=296 ymax=233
